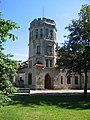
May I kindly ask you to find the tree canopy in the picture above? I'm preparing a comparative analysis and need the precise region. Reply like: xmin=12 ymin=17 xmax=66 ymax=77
xmin=0 ymin=12 xmax=20 ymax=105
xmin=57 ymin=4 xmax=90 ymax=95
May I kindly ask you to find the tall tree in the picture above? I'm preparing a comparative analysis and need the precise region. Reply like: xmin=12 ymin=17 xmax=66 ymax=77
xmin=57 ymin=4 xmax=90 ymax=95
xmin=0 ymin=12 xmax=20 ymax=105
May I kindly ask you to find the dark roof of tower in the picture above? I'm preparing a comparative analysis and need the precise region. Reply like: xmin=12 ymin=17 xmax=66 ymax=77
xmin=30 ymin=17 xmax=56 ymax=26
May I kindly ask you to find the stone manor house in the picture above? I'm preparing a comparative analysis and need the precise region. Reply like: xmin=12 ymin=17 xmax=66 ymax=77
xmin=15 ymin=17 xmax=90 ymax=89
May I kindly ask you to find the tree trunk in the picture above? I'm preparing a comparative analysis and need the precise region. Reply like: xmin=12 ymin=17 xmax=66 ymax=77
xmin=84 ymin=69 xmax=88 ymax=96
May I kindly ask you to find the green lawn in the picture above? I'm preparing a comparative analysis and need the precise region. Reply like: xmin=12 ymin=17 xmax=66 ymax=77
xmin=0 ymin=94 xmax=90 ymax=120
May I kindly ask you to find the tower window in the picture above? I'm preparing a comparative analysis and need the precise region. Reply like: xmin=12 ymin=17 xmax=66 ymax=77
xmin=50 ymin=30 xmax=53 ymax=39
xmin=67 ymin=76 xmax=71 ymax=84
xmin=46 ymin=59 xmax=48 ymax=67
xmin=50 ymin=60 xmax=52 ymax=67
xmin=35 ymin=29 xmax=38 ymax=39
xmin=37 ymin=46 xmax=41 ymax=55
xmin=40 ymin=29 xmax=43 ymax=38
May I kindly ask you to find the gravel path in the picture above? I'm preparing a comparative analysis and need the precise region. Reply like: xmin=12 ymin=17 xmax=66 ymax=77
xmin=30 ymin=89 xmax=90 ymax=95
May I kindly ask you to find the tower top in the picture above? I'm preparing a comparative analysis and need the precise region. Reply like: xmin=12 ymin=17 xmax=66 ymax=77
xmin=30 ymin=17 xmax=56 ymax=28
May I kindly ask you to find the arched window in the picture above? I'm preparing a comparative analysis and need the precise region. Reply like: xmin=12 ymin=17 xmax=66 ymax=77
xmin=75 ymin=76 xmax=78 ymax=84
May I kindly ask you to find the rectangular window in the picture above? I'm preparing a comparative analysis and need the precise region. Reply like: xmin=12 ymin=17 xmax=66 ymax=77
xmin=75 ymin=76 xmax=78 ymax=84
xmin=35 ymin=29 xmax=38 ymax=39
xmin=61 ymin=76 xmax=63 ymax=84
xmin=37 ymin=46 xmax=41 ymax=55
xmin=67 ymin=76 xmax=71 ymax=84
xmin=50 ymin=60 xmax=52 ymax=67
xmin=28 ymin=73 xmax=32 ymax=85
xmin=46 ymin=59 xmax=48 ymax=67
xmin=40 ymin=29 xmax=43 ymax=38
xmin=50 ymin=30 xmax=53 ymax=39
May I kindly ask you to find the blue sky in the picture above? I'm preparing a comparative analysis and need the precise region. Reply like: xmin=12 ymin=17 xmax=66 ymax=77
xmin=0 ymin=0 xmax=90 ymax=61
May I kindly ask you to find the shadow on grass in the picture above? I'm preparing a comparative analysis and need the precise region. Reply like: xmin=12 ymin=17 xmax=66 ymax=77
xmin=10 ymin=94 xmax=90 ymax=110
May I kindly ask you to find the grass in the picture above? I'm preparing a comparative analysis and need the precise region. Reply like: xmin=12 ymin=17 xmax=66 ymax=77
xmin=0 ymin=94 xmax=90 ymax=120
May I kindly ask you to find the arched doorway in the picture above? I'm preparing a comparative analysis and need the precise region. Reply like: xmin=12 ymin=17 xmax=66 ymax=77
xmin=45 ymin=74 xmax=51 ymax=89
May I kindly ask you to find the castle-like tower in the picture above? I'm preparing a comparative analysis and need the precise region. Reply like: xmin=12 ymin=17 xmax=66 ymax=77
xmin=28 ymin=17 xmax=58 ymax=89
xmin=28 ymin=17 xmax=57 ymax=68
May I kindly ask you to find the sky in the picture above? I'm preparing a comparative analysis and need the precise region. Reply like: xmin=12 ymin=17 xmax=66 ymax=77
xmin=0 ymin=0 xmax=90 ymax=61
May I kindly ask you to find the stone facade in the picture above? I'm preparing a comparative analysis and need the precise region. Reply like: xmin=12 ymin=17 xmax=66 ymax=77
xmin=15 ymin=17 xmax=90 ymax=90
